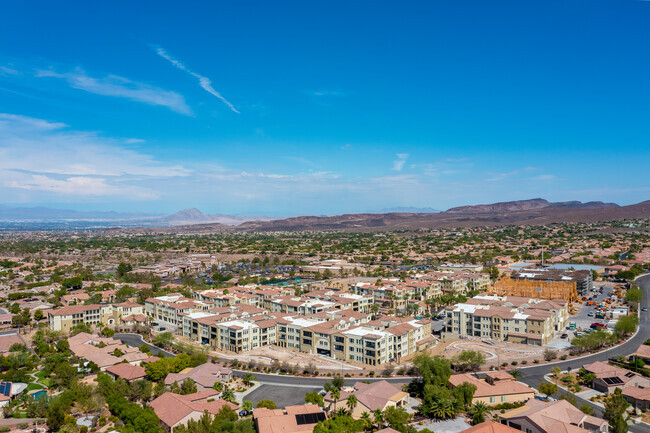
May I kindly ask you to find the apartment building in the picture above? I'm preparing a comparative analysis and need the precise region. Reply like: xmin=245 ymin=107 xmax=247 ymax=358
xmin=444 ymin=296 xmax=568 ymax=345
xmin=48 ymin=303 xmax=145 ymax=332
xmin=145 ymin=294 xmax=212 ymax=326
xmin=493 ymin=268 xmax=591 ymax=301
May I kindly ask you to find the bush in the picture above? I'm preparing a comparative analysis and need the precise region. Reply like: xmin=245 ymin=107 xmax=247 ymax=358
xmin=18 ymin=424 xmax=28 ymax=430
xmin=344 ymin=373 xmax=351 ymax=378
xmin=511 ymin=361 xmax=518 ymax=366
xmin=560 ymin=355 xmax=568 ymax=360
xmin=0 ymin=427 xmax=10 ymax=432
xmin=521 ymin=360 xmax=527 ymax=365
xmin=534 ymin=359 xmax=540 ymax=363
xmin=369 ymin=371 xmax=375 ymax=377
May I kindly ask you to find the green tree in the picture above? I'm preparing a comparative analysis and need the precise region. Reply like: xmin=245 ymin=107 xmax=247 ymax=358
xmin=242 ymin=372 xmax=256 ymax=386
xmin=603 ymin=389 xmax=629 ymax=433
xmin=313 ymin=413 xmax=364 ymax=433
xmin=180 ymin=378 xmax=197 ymax=395
xmin=242 ymin=400 xmax=254 ymax=412
xmin=615 ymin=315 xmax=639 ymax=338
xmin=305 ymin=392 xmax=324 ymax=407
xmin=382 ymin=406 xmax=412 ymax=433
xmin=470 ymin=402 xmax=488 ymax=425
xmin=257 ymin=399 xmax=277 ymax=409
xmin=451 ymin=350 xmax=485 ymax=372
xmin=153 ymin=332 xmax=174 ymax=348
xmin=580 ymin=403 xmax=594 ymax=415
xmin=117 ymin=262 xmax=133 ymax=278
xmin=34 ymin=309 xmax=44 ymax=321
xmin=346 ymin=395 xmax=358 ymax=414
xmin=538 ymin=382 xmax=558 ymax=397
xmin=626 ymin=288 xmax=642 ymax=303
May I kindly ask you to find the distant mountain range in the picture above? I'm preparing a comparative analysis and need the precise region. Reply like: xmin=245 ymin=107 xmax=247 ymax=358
xmin=1 ymin=198 xmax=648 ymax=232
xmin=445 ymin=198 xmax=619 ymax=214
xmin=0 ymin=205 xmax=156 ymax=221
xmin=370 ymin=207 xmax=441 ymax=213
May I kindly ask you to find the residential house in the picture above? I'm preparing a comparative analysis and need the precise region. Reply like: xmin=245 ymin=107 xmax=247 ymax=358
xmin=150 ymin=390 xmax=239 ymax=432
xmin=499 ymin=399 xmax=608 ymax=433
xmin=583 ymin=361 xmax=650 ymax=394
xmin=324 ymin=381 xmax=409 ymax=419
xmin=253 ymin=404 xmax=326 ymax=433
xmin=448 ymin=374 xmax=534 ymax=405
xmin=165 ymin=363 xmax=232 ymax=390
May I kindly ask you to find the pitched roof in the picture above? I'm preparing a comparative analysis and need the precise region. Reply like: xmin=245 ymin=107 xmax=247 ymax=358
xmin=150 ymin=392 xmax=238 ymax=428
xmin=501 ymin=399 xmax=607 ymax=433
xmin=325 ymin=381 xmax=406 ymax=412
xmin=460 ymin=421 xmax=521 ymax=433
xmin=106 ymin=363 xmax=146 ymax=381
xmin=254 ymin=404 xmax=326 ymax=433
xmin=164 ymin=362 xmax=232 ymax=387
xmin=449 ymin=374 xmax=532 ymax=398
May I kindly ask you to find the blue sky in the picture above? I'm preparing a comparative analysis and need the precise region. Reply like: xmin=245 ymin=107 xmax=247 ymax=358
xmin=1 ymin=0 xmax=649 ymax=215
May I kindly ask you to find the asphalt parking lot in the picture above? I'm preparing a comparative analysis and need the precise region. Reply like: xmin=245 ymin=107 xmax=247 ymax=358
xmin=571 ymin=283 xmax=615 ymax=331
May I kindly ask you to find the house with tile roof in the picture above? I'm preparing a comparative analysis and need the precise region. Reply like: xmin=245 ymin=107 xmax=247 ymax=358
xmin=449 ymin=373 xmax=534 ymax=405
xmin=253 ymin=404 xmax=326 ymax=433
xmin=150 ymin=390 xmax=239 ymax=432
xmin=499 ymin=399 xmax=608 ymax=433
xmin=460 ymin=420 xmax=522 ymax=433
xmin=583 ymin=361 xmax=650 ymax=394
xmin=323 ymin=380 xmax=410 ymax=419
xmin=164 ymin=362 xmax=232 ymax=390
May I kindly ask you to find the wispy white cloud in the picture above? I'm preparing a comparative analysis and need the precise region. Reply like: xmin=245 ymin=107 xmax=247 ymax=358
xmin=531 ymin=174 xmax=560 ymax=182
xmin=0 ymin=66 xmax=19 ymax=76
xmin=35 ymin=68 xmax=192 ymax=115
xmin=154 ymin=46 xmax=239 ymax=114
xmin=0 ymin=113 xmax=190 ymax=200
xmin=392 ymin=153 xmax=410 ymax=171
xmin=7 ymin=174 xmax=157 ymax=198
xmin=486 ymin=170 xmax=519 ymax=182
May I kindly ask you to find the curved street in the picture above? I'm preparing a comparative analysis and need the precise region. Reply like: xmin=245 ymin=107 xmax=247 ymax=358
xmin=116 ymin=275 xmax=650 ymax=428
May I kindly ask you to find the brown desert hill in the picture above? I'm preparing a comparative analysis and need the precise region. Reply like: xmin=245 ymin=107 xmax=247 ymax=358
xmin=445 ymin=198 xmax=619 ymax=214
xmin=233 ymin=199 xmax=649 ymax=232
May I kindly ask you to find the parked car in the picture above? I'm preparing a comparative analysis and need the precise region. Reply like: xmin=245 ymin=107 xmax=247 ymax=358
xmin=587 ymin=311 xmax=595 ymax=316
xmin=643 ymin=307 xmax=648 ymax=312
xmin=560 ymin=333 xmax=568 ymax=339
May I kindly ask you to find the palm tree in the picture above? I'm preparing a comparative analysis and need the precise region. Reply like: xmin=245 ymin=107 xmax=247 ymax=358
xmin=509 ymin=369 xmax=522 ymax=379
xmin=346 ymin=395 xmax=358 ymax=414
xmin=373 ymin=408 xmax=384 ymax=427
xmin=360 ymin=412 xmax=372 ymax=431
xmin=331 ymin=388 xmax=341 ymax=412
xmin=470 ymin=402 xmax=488 ymax=425
xmin=431 ymin=399 xmax=456 ymax=420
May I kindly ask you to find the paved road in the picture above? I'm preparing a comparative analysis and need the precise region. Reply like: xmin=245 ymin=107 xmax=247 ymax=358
xmin=517 ymin=274 xmax=650 ymax=433
xmin=113 ymin=333 xmax=175 ymax=357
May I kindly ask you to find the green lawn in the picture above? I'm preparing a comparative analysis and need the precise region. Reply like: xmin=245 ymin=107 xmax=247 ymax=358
xmin=34 ymin=371 xmax=49 ymax=380
xmin=25 ymin=383 xmax=45 ymax=392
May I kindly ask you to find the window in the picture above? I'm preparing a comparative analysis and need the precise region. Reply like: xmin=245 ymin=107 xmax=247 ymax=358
xmin=501 ymin=396 xmax=506 ymax=402
xmin=489 ymin=397 xmax=495 ymax=403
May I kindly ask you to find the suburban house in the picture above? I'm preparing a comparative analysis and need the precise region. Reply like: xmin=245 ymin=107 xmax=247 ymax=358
xmin=448 ymin=373 xmax=534 ymax=405
xmin=0 ymin=332 xmax=26 ymax=354
xmin=150 ymin=390 xmax=239 ymax=432
xmin=68 ymin=332 xmax=149 ymax=371
xmin=460 ymin=421 xmax=522 ymax=433
xmin=583 ymin=361 xmax=650 ymax=394
xmin=323 ymin=380 xmax=410 ymax=418
xmin=622 ymin=387 xmax=650 ymax=409
xmin=164 ymin=363 xmax=233 ymax=390
xmin=105 ymin=363 xmax=147 ymax=382
xmin=499 ymin=399 xmax=608 ymax=433
xmin=253 ymin=404 xmax=326 ymax=433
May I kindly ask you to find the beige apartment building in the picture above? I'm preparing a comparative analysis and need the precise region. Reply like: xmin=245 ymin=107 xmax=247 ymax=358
xmin=444 ymin=296 xmax=568 ymax=345
xmin=48 ymin=302 xmax=145 ymax=332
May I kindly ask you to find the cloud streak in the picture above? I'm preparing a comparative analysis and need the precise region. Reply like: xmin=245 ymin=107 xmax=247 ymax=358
xmin=392 ymin=153 xmax=409 ymax=171
xmin=35 ymin=68 xmax=192 ymax=115
xmin=155 ymin=47 xmax=239 ymax=114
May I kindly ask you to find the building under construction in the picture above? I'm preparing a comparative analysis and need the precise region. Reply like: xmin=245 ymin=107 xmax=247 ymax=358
xmin=491 ymin=268 xmax=591 ymax=302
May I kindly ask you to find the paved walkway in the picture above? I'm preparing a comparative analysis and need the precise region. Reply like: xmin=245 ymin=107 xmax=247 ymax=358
xmin=414 ymin=417 xmax=471 ymax=433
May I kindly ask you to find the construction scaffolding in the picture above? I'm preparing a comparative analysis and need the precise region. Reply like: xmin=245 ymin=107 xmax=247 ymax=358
xmin=491 ymin=276 xmax=578 ymax=302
